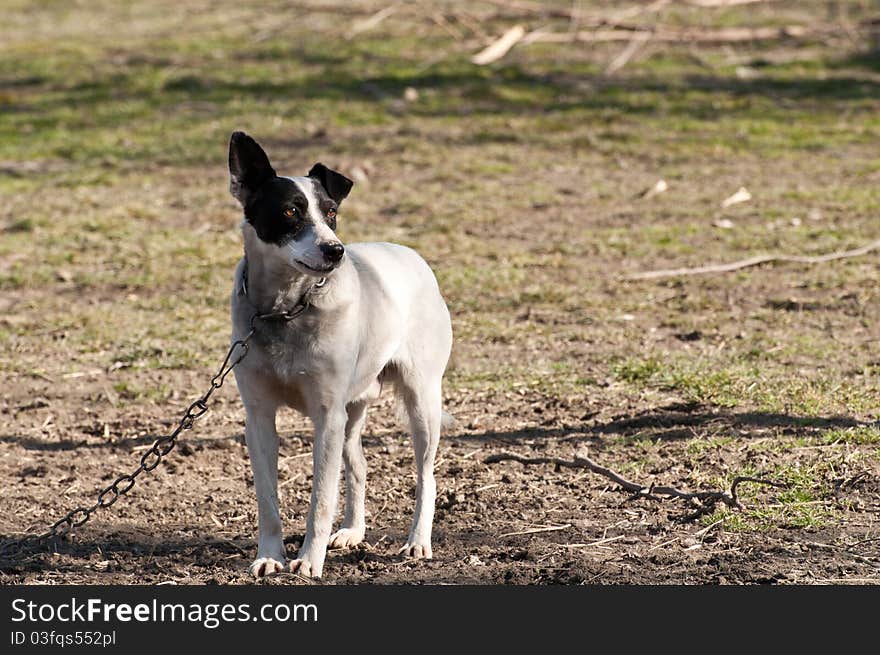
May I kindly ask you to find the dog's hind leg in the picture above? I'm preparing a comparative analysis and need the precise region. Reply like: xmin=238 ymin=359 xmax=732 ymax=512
xmin=329 ymin=400 xmax=369 ymax=549
xmin=398 ymin=376 xmax=442 ymax=559
xmin=243 ymin=401 xmax=287 ymax=577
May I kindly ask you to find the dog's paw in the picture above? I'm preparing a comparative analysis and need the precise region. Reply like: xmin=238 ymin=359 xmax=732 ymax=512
xmin=289 ymin=558 xmax=321 ymax=578
xmin=329 ymin=528 xmax=365 ymax=550
xmin=250 ymin=557 xmax=286 ymax=578
xmin=399 ymin=542 xmax=432 ymax=559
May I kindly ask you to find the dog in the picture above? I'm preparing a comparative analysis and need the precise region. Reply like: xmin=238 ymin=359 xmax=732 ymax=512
xmin=227 ymin=131 xmax=453 ymax=578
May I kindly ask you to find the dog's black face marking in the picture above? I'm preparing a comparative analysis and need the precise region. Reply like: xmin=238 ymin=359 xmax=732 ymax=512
xmin=244 ymin=178 xmax=344 ymax=247
xmin=229 ymin=132 xmax=354 ymax=247
xmin=245 ymin=177 xmax=311 ymax=246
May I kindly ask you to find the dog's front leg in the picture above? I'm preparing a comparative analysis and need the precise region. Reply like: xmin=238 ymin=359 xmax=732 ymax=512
xmin=289 ymin=406 xmax=347 ymax=578
xmin=243 ymin=401 xmax=286 ymax=577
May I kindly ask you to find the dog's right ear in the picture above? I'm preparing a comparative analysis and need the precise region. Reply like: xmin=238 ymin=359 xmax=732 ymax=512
xmin=228 ymin=131 xmax=276 ymax=206
xmin=308 ymin=163 xmax=353 ymax=204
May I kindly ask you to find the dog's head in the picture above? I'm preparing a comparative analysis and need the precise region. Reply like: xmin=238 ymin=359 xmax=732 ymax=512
xmin=228 ymin=131 xmax=353 ymax=276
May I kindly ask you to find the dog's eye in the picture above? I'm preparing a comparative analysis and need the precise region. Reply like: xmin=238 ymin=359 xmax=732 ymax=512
xmin=283 ymin=208 xmax=298 ymax=218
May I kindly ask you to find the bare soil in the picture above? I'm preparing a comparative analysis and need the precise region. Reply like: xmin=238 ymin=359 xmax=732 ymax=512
xmin=2 ymin=378 xmax=878 ymax=585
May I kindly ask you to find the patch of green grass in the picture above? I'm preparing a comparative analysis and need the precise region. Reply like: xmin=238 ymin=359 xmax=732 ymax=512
xmin=701 ymin=509 xmax=752 ymax=532
xmin=613 ymin=357 xmax=664 ymax=384
xmin=609 ymin=354 xmax=747 ymax=407
xmin=607 ymin=348 xmax=880 ymax=417
xmin=746 ymin=502 xmax=833 ymax=530
xmin=685 ymin=435 xmax=736 ymax=456
xmin=712 ymin=462 xmax=840 ymax=532
xmin=112 ymin=379 xmax=173 ymax=404
xmin=821 ymin=426 xmax=880 ymax=446
xmin=666 ymin=368 xmax=740 ymax=407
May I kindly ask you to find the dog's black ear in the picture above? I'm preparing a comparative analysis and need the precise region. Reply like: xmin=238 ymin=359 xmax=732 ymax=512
xmin=229 ymin=131 xmax=276 ymax=206
xmin=308 ymin=163 xmax=353 ymax=204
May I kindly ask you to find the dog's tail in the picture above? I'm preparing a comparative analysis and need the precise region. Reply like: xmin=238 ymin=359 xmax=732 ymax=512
xmin=395 ymin=404 xmax=456 ymax=433
xmin=384 ymin=364 xmax=455 ymax=433
xmin=440 ymin=410 xmax=456 ymax=431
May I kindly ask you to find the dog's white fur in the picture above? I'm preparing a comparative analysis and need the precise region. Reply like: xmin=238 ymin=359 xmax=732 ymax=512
xmin=231 ymin=177 xmax=453 ymax=578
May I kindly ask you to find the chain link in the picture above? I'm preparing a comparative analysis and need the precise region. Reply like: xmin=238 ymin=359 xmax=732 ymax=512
xmin=0 ymin=305 xmax=306 ymax=565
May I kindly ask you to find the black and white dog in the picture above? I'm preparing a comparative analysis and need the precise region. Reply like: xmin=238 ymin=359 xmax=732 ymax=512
xmin=227 ymin=132 xmax=453 ymax=578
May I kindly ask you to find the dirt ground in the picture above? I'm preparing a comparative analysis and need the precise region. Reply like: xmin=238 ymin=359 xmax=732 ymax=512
xmin=2 ymin=1 xmax=880 ymax=585
xmin=3 ymin=386 xmax=879 ymax=585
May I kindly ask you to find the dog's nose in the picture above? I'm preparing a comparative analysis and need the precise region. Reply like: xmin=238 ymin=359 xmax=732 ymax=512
xmin=320 ymin=242 xmax=345 ymax=263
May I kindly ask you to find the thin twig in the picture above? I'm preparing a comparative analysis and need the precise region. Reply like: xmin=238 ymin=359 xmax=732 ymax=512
xmin=431 ymin=12 xmax=464 ymax=41
xmin=500 ymin=524 xmax=572 ymax=537
xmin=692 ymin=514 xmax=729 ymax=539
xmin=485 ymin=451 xmax=787 ymax=521
xmin=345 ymin=3 xmax=401 ymax=41
xmin=453 ymin=8 xmax=491 ymax=40
xmin=627 ymin=239 xmax=880 ymax=280
xmin=605 ymin=31 xmax=652 ymax=75
xmin=834 ymin=471 xmax=871 ymax=493
xmin=580 ymin=534 xmax=626 ymax=548
xmin=731 ymin=475 xmax=789 ymax=497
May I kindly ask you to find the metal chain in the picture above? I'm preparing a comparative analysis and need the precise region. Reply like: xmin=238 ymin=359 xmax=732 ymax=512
xmin=0 ymin=304 xmax=307 ymax=565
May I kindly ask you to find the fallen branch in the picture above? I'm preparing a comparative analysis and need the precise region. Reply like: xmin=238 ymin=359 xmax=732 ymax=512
xmin=684 ymin=0 xmax=776 ymax=7
xmin=480 ymin=0 xmax=750 ymax=20
xmin=479 ymin=0 xmax=581 ymax=20
xmin=472 ymin=24 xmax=527 ymax=65
xmin=604 ymin=1 xmax=671 ymax=75
xmin=484 ymin=451 xmax=787 ymax=520
xmin=608 ymin=0 xmax=671 ymax=27
xmin=286 ymin=1 xmax=400 ymax=17
xmin=627 ymin=239 xmax=880 ymax=280
xmin=526 ymin=24 xmax=814 ymax=44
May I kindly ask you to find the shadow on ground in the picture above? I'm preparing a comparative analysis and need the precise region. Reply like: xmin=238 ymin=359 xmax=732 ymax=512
xmin=10 ymin=59 xmax=880 ymax=151
xmin=451 ymin=401 xmax=869 ymax=444
xmin=0 ymin=433 xmax=243 ymax=452
xmin=0 ymin=530 xmax=411 ymax=578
